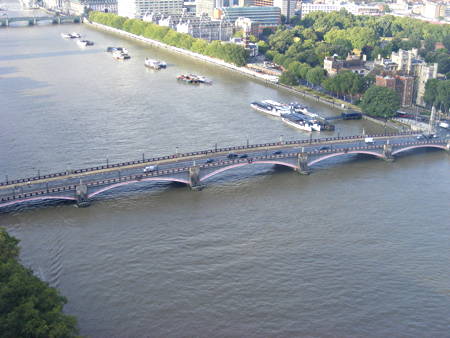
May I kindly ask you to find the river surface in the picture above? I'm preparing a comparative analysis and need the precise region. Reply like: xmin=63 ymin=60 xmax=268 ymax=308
xmin=1 ymin=4 xmax=450 ymax=337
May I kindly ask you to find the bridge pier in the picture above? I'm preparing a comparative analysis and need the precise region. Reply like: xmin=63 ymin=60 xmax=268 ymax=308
xmin=297 ymin=152 xmax=310 ymax=175
xmin=383 ymin=144 xmax=394 ymax=162
xmin=446 ymin=140 xmax=450 ymax=152
xmin=75 ymin=183 xmax=90 ymax=207
xmin=189 ymin=166 xmax=204 ymax=191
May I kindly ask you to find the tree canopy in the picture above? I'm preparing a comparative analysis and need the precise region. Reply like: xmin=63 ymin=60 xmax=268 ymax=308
xmin=89 ymin=12 xmax=249 ymax=66
xmin=360 ymin=86 xmax=400 ymax=118
xmin=0 ymin=228 xmax=79 ymax=338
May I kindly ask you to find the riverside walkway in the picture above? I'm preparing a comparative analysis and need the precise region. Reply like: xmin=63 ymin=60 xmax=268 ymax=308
xmin=0 ymin=132 xmax=448 ymax=211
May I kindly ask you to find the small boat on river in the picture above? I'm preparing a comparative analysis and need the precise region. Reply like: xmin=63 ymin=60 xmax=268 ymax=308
xmin=145 ymin=58 xmax=167 ymax=70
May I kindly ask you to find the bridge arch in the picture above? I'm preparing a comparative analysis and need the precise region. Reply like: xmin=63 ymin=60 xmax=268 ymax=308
xmin=308 ymin=150 xmax=385 ymax=167
xmin=0 ymin=196 xmax=77 ymax=209
xmin=88 ymin=177 xmax=190 ymax=198
xmin=391 ymin=144 xmax=448 ymax=156
xmin=200 ymin=160 xmax=298 ymax=182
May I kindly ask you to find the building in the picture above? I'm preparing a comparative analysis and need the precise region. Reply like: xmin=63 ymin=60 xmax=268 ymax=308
xmin=323 ymin=53 xmax=368 ymax=76
xmin=300 ymin=2 xmax=380 ymax=18
xmin=376 ymin=75 xmax=414 ymax=107
xmin=218 ymin=6 xmax=281 ymax=30
xmin=118 ymin=0 xmax=183 ymax=18
xmin=196 ymin=0 xmax=220 ymax=17
xmin=273 ymin=0 xmax=296 ymax=22
xmin=391 ymin=48 xmax=419 ymax=75
xmin=144 ymin=11 xmax=233 ymax=40
xmin=67 ymin=0 xmax=118 ymax=15
xmin=422 ymin=0 xmax=446 ymax=19
xmin=415 ymin=63 xmax=438 ymax=106
xmin=235 ymin=16 xmax=260 ymax=37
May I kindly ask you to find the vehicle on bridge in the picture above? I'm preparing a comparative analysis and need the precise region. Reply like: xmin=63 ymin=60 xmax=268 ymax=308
xmin=143 ymin=165 xmax=158 ymax=172
xmin=364 ymin=137 xmax=374 ymax=144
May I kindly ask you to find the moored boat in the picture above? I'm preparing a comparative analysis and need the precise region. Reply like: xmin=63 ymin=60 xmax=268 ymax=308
xmin=77 ymin=39 xmax=94 ymax=47
xmin=112 ymin=50 xmax=131 ymax=60
xmin=107 ymin=47 xmax=129 ymax=54
xmin=250 ymin=99 xmax=291 ymax=117
xmin=144 ymin=58 xmax=167 ymax=70
xmin=281 ymin=113 xmax=315 ymax=132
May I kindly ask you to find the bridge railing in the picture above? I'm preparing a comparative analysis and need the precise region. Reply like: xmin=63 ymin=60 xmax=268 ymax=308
xmin=0 ymin=131 xmax=423 ymax=187
xmin=1 ymin=138 xmax=446 ymax=203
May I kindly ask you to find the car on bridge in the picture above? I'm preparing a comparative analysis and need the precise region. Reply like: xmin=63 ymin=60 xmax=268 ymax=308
xmin=319 ymin=146 xmax=330 ymax=150
xmin=143 ymin=165 xmax=158 ymax=172
xmin=273 ymin=150 xmax=282 ymax=155
xmin=227 ymin=153 xmax=238 ymax=159
xmin=239 ymin=154 xmax=248 ymax=158
xmin=205 ymin=158 xmax=214 ymax=163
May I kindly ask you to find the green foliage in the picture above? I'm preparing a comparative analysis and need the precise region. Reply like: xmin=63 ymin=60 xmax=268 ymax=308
xmin=88 ymin=11 xmax=249 ymax=66
xmin=360 ymin=85 xmax=400 ymax=117
xmin=263 ymin=9 xmax=450 ymax=72
xmin=279 ymin=70 xmax=298 ymax=86
xmin=322 ymin=71 xmax=367 ymax=98
xmin=306 ymin=66 xmax=326 ymax=85
xmin=0 ymin=228 xmax=79 ymax=337
xmin=424 ymin=79 xmax=450 ymax=112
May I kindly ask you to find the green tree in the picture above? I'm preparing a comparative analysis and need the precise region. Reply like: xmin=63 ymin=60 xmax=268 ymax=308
xmin=360 ymin=86 xmax=400 ymax=118
xmin=0 ymin=228 xmax=79 ymax=337
xmin=279 ymin=70 xmax=298 ymax=86
xmin=306 ymin=66 xmax=326 ymax=86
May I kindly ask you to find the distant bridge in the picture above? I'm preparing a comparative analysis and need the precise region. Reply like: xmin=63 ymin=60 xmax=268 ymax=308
xmin=0 ymin=15 xmax=81 ymax=26
xmin=0 ymin=132 xmax=448 ymax=211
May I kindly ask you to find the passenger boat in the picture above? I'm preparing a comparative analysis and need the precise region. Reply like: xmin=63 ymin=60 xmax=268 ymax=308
xmin=112 ymin=50 xmax=131 ymax=60
xmin=61 ymin=32 xmax=80 ymax=39
xmin=144 ymin=58 xmax=167 ymax=70
xmin=106 ymin=47 xmax=129 ymax=54
xmin=77 ymin=39 xmax=94 ymax=47
xmin=250 ymin=100 xmax=291 ymax=117
xmin=281 ymin=113 xmax=317 ymax=132
xmin=177 ymin=74 xmax=212 ymax=84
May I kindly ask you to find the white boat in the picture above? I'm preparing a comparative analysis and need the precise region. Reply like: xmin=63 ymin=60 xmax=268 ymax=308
xmin=112 ymin=50 xmax=130 ymax=60
xmin=77 ymin=39 xmax=94 ymax=47
xmin=71 ymin=32 xmax=81 ymax=38
xmin=281 ymin=114 xmax=314 ymax=132
xmin=196 ymin=75 xmax=212 ymax=84
xmin=61 ymin=33 xmax=74 ymax=38
xmin=107 ymin=47 xmax=129 ymax=54
xmin=144 ymin=58 xmax=167 ymax=70
xmin=250 ymin=99 xmax=291 ymax=117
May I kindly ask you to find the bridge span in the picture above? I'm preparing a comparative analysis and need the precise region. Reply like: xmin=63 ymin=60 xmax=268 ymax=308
xmin=0 ymin=132 xmax=448 ymax=211
xmin=0 ymin=15 xmax=81 ymax=26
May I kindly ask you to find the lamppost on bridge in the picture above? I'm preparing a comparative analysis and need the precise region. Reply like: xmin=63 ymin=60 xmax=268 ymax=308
xmin=279 ymin=134 xmax=283 ymax=144
xmin=384 ymin=114 xmax=387 ymax=136
xmin=5 ymin=175 xmax=8 ymax=184
xmin=246 ymin=136 xmax=249 ymax=147
xmin=106 ymin=158 xmax=109 ymax=167
xmin=38 ymin=169 xmax=40 ymax=179
xmin=215 ymin=143 xmax=217 ymax=152
xmin=176 ymin=146 xmax=179 ymax=156
xmin=142 ymin=153 xmax=145 ymax=162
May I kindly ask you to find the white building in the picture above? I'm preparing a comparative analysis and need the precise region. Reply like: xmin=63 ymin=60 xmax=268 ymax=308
xmin=118 ymin=0 xmax=183 ymax=18
xmin=300 ymin=2 xmax=380 ymax=18
xmin=273 ymin=0 xmax=296 ymax=22
xmin=415 ymin=63 xmax=438 ymax=106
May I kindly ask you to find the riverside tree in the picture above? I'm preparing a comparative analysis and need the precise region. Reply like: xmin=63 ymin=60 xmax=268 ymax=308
xmin=0 ymin=228 xmax=79 ymax=337
xmin=360 ymin=86 xmax=400 ymax=118
xmin=89 ymin=12 xmax=249 ymax=67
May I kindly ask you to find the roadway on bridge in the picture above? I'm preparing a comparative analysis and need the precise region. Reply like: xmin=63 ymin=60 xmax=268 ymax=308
xmin=0 ymin=133 xmax=431 ymax=201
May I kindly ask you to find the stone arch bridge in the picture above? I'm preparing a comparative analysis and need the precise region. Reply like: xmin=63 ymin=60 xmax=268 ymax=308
xmin=0 ymin=133 xmax=448 ymax=211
